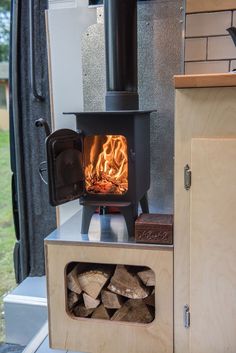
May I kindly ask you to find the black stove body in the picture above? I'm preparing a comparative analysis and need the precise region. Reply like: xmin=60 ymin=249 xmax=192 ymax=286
xmin=36 ymin=0 xmax=152 ymax=237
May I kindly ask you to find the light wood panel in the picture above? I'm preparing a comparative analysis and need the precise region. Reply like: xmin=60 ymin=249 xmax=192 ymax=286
xmin=45 ymin=243 xmax=173 ymax=353
xmin=186 ymin=0 xmax=236 ymax=13
xmin=190 ymin=138 xmax=236 ymax=353
xmin=174 ymin=86 xmax=236 ymax=353
xmin=174 ymin=74 xmax=236 ymax=89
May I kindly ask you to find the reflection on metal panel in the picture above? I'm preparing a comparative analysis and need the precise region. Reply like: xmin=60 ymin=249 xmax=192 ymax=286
xmin=46 ymin=3 xmax=97 ymax=224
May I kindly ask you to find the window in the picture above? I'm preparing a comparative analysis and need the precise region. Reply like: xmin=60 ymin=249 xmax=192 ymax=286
xmin=0 ymin=83 xmax=7 ymax=108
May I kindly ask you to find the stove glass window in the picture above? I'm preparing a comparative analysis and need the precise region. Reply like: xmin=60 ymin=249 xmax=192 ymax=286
xmin=84 ymin=135 xmax=128 ymax=195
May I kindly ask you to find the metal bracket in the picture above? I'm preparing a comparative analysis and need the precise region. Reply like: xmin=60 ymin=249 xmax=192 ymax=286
xmin=184 ymin=164 xmax=191 ymax=190
xmin=184 ymin=305 xmax=190 ymax=328
xmin=39 ymin=161 xmax=48 ymax=185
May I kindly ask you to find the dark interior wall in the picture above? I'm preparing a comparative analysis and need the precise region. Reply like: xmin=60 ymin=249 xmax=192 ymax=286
xmin=10 ymin=0 xmax=56 ymax=281
xmin=82 ymin=0 xmax=185 ymax=213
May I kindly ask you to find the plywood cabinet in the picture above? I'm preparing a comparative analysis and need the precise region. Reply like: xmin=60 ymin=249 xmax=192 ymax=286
xmin=45 ymin=239 xmax=173 ymax=353
xmin=174 ymin=84 xmax=236 ymax=353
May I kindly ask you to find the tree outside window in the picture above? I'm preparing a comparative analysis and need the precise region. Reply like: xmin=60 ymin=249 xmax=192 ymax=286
xmin=0 ymin=0 xmax=10 ymax=62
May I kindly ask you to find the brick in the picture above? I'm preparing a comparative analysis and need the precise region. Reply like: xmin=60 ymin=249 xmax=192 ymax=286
xmin=186 ymin=12 xmax=231 ymax=37
xmin=187 ymin=0 xmax=236 ymax=14
xmin=208 ymin=36 xmax=236 ymax=59
xmin=185 ymin=61 xmax=230 ymax=74
xmin=230 ymin=60 xmax=236 ymax=70
xmin=185 ymin=38 xmax=207 ymax=61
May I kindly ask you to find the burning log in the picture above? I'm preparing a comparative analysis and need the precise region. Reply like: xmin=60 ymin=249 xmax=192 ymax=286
xmin=111 ymin=299 xmax=154 ymax=323
xmin=107 ymin=265 xmax=150 ymax=299
xmin=101 ymin=290 xmax=124 ymax=309
xmin=85 ymin=135 xmax=128 ymax=195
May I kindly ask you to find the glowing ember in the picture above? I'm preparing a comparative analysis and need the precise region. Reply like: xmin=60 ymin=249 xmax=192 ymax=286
xmin=85 ymin=135 xmax=128 ymax=194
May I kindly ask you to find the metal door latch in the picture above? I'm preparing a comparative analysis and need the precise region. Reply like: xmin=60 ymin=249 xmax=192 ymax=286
xmin=184 ymin=164 xmax=191 ymax=190
xmin=184 ymin=304 xmax=190 ymax=328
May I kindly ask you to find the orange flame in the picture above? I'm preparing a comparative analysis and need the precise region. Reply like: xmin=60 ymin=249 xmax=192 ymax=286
xmin=85 ymin=135 xmax=128 ymax=194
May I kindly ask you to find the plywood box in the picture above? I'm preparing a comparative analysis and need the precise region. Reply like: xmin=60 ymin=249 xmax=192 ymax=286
xmin=45 ymin=237 xmax=173 ymax=353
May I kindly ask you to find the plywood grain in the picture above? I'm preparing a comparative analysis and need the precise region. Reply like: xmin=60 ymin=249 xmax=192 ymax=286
xmin=186 ymin=0 xmax=236 ymax=13
xmin=46 ymin=243 xmax=173 ymax=353
xmin=190 ymin=138 xmax=236 ymax=353
xmin=174 ymin=86 xmax=236 ymax=353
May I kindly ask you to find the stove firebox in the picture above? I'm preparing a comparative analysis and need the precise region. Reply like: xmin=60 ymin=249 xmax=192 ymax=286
xmin=36 ymin=0 xmax=152 ymax=237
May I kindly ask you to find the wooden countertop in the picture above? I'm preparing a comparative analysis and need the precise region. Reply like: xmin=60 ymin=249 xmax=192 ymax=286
xmin=174 ymin=73 xmax=236 ymax=89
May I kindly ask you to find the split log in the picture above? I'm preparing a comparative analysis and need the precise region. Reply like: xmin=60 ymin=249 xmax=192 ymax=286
xmin=83 ymin=293 xmax=100 ymax=309
xmin=68 ymin=291 xmax=80 ymax=310
xmin=111 ymin=299 xmax=153 ymax=323
xmin=107 ymin=265 xmax=149 ymax=299
xmin=78 ymin=268 xmax=112 ymax=299
xmin=144 ymin=292 xmax=155 ymax=307
xmin=91 ymin=304 xmax=110 ymax=320
xmin=67 ymin=265 xmax=82 ymax=295
xmin=73 ymin=304 xmax=94 ymax=318
xmin=137 ymin=269 xmax=155 ymax=287
xmin=101 ymin=290 xmax=124 ymax=309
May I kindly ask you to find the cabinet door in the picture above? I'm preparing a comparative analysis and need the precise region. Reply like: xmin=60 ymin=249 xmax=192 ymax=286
xmin=190 ymin=138 xmax=236 ymax=353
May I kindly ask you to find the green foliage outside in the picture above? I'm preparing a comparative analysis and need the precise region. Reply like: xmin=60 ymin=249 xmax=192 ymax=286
xmin=0 ymin=130 xmax=16 ymax=342
xmin=0 ymin=0 xmax=15 ymax=343
xmin=0 ymin=0 xmax=11 ymax=62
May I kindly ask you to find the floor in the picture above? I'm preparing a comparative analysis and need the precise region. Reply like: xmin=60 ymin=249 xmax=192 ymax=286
xmin=0 ymin=343 xmax=24 ymax=353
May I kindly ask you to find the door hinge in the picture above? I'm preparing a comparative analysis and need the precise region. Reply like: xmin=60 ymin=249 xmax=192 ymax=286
xmin=184 ymin=164 xmax=191 ymax=190
xmin=184 ymin=305 xmax=190 ymax=328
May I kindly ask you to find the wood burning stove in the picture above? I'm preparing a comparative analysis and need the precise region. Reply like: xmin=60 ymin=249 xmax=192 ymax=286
xmin=36 ymin=0 xmax=153 ymax=237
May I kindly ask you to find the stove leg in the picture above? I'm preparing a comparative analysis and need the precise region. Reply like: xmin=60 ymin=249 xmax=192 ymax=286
xmin=81 ymin=205 xmax=97 ymax=234
xmin=140 ymin=193 xmax=149 ymax=213
xmin=120 ymin=204 xmax=138 ymax=239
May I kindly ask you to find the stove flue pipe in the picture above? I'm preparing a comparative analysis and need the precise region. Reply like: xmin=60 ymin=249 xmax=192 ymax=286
xmin=104 ymin=0 xmax=139 ymax=111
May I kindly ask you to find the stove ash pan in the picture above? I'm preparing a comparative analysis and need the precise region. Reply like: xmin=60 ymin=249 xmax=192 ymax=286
xmin=36 ymin=111 xmax=151 ymax=237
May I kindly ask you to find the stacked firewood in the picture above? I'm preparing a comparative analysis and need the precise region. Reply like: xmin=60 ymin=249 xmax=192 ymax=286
xmin=66 ymin=264 xmax=155 ymax=323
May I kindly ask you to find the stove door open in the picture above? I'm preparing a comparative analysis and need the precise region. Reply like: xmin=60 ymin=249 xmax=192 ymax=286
xmin=46 ymin=129 xmax=84 ymax=206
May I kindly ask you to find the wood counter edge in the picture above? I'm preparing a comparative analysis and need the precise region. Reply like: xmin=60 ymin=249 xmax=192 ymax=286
xmin=174 ymin=73 xmax=236 ymax=89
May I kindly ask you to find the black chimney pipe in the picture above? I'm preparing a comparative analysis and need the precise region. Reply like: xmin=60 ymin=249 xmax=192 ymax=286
xmin=104 ymin=0 xmax=139 ymax=111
